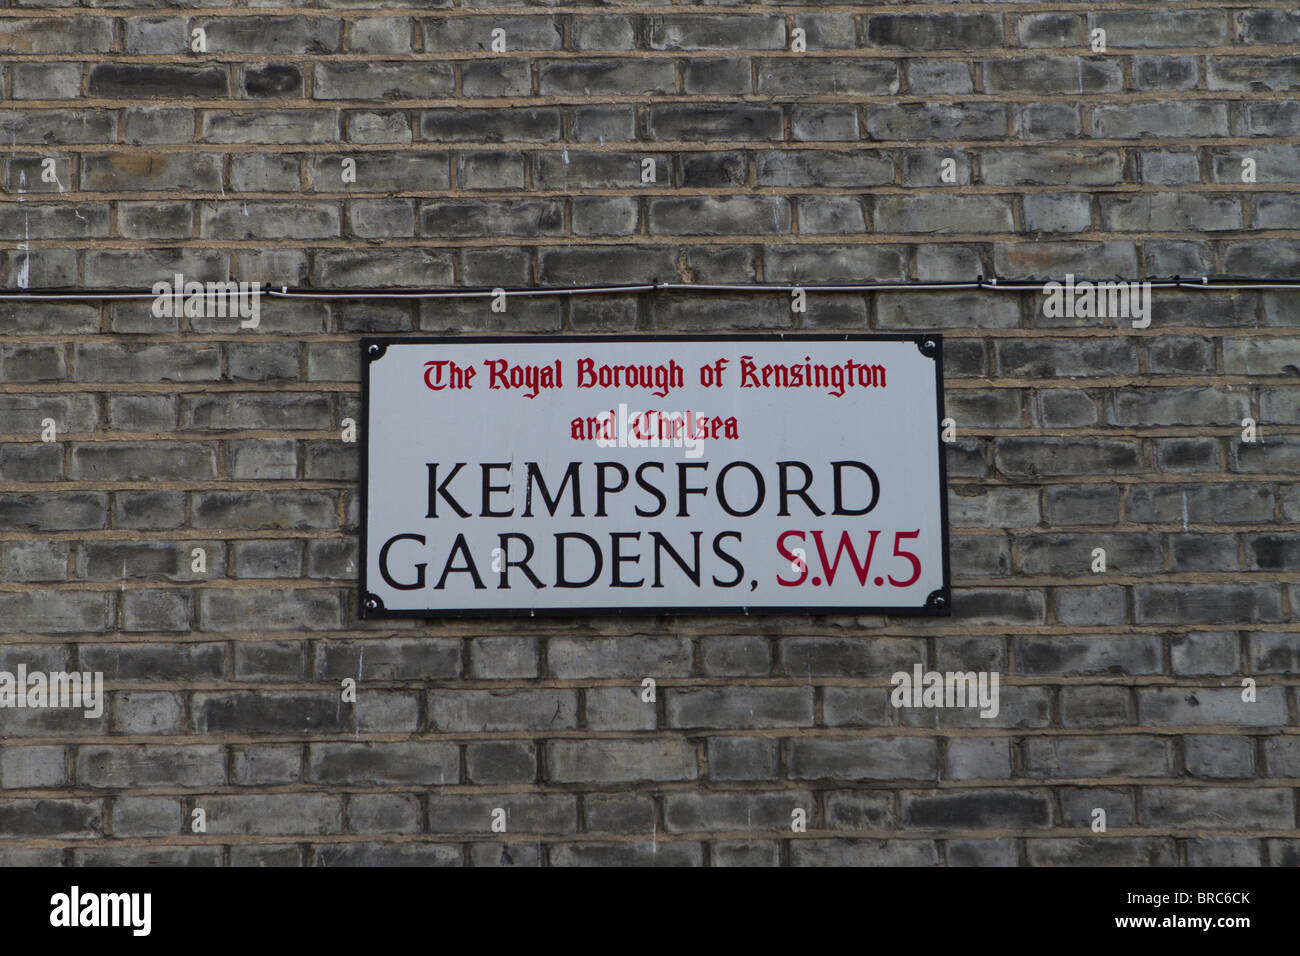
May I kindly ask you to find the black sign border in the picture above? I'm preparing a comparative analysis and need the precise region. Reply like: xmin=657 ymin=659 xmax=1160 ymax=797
xmin=358 ymin=333 xmax=951 ymax=620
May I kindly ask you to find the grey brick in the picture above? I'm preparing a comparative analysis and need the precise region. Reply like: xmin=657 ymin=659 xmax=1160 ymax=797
xmin=540 ymin=60 xmax=674 ymax=96
xmin=1091 ymin=102 xmax=1229 ymax=139
xmin=349 ymin=793 xmax=419 ymax=833
xmin=675 ymin=58 xmax=747 ymax=96
xmin=422 ymin=199 xmax=562 ymax=238
xmin=113 ymin=692 xmax=183 ymax=734
xmin=550 ymin=842 xmax=702 ymax=867
xmin=203 ymin=110 xmax=338 ymax=145
xmin=232 ymin=746 xmax=302 ymax=786
xmin=788 ymin=737 xmax=937 ymax=782
xmin=1142 ymin=787 xmax=1292 ymax=829
xmin=908 ymin=60 xmax=973 ymax=95
xmin=758 ymin=59 xmax=898 ymax=95
xmin=822 ymin=688 xmax=893 ymax=728
xmin=1249 ymin=632 xmax=1300 ymax=673
xmin=348 ymin=18 xmax=413 ymax=55
xmin=649 ymin=196 xmax=789 ymax=236
xmin=1 ymin=541 xmax=69 ymax=582
xmin=1170 ymin=632 xmax=1241 ymax=676
xmin=199 ymin=16 xmax=341 ymax=54
xmin=680 ymin=151 xmax=745 ymax=188
xmin=548 ymin=739 xmax=697 ymax=784
xmin=0 ymin=590 xmax=114 ymax=634
xmin=1089 ymin=10 xmax=1228 ymax=47
xmin=1185 ymin=736 xmax=1254 ymax=779
xmin=1239 ymin=10 xmax=1300 ymax=44
xmin=667 ymin=687 xmax=812 ymax=729
xmin=78 ymin=746 xmax=225 ymax=788
xmin=313 ymin=843 xmax=459 ymax=867
xmin=1046 ymin=485 xmax=1118 ymax=525
xmin=570 ymin=105 xmax=635 ymax=142
xmin=420 ymin=16 xmax=561 ymax=52
xmin=198 ymin=588 xmax=343 ymax=631
xmin=1141 ymin=149 xmax=1200 ymax=185
xmin=348 ymin=199 xmax=415 ymax=237
xmin=866 ymin=14 xmax=1000 ymax=50
xmin=197 ymin=691 xmax=416 ymax=735
xmin=585 ymin=687 xmax=656 ymax=731
xmin=1137 ymin=584 xmax=1281 ymax=625
xmin=466 ymin=742 xmax=536 ymax=784
xmin=650 ymin=15 xmax=784 ymax=51
xmin=777 ymin=637 xmax=915 ymax=678
xmin=664 ymin=791 xmax=810 ymax=832
xmin=707 ymin=737 xmax=778 ymax=781
xmin=315 ymin=62 xmax=453 ymax=100
xmin=421 ymin=108 xmax=560 ymax=143
xmin=712 ymin=842 xmax=781 ymax=866
xmin=1017 ymin=634 xmax=1161 ymax=676
xmin=792 ymin=840 xmax=938 ymax=867
xmin=1012 ymin=103 xmax=1080 ymax=140
xmin=90 ymin=64 xmax=227 ymax=98
xmin=123 ymin=107 xmax=193 ymax=145
xmin=1207 ymin=56 xmax=1300 ymax=92
xmin=71 ymin=443 xmax=216 ymax=481
xmin=76 ymin=847 xmax=221 ymax=867
xmin=242 ymin=64 xmax=303 ymax=98
xmin=1100 ymin=194 xmax=1241 ymax=233
xmin=1060 ymin=687 xmax=1131 ymax=729
xmin=0 ymin=800 xmax=101 ymax=838
xmin=0 ymin=17 xmax=112 ymax=54
xmin=72 ymin=343 xmax=220 ymax=382
xmin=946 ymin=840 xmax=1016 ymax=866
xmin=866 ymin=103 xmax=1005 ymax=140
xmin=1024 ymin=194 xmax=1091 ymax=233
xmin=903 ymin=790 xmax=1050 ymax=829
xmin=878 ymin=291 xmax=1018 ymax=330
xmin=11 ymin=63 xmax=83 ymax=99
xmin=470 ymin=843 xmax=540 ymax=868
xmin=549 ymin=636 xmax=691 ymax=679
xmin=824 ymin=790 xmax=894 ymax=830
xmin=1016 ymin=13 xmax=1084 ymax=49
xmin=192 ymin=492 xmax=336 ymax=530
xmin=1054 ymin=586 xmax=1128 ymax=627
xmin=648 ymin=105 xmax=783 ymax=142
xmin=984 ymin=150 xmax=1124 ymax=189
xmin=0 ymin=110 xmax=116 ymax=145
xmin=949 ymin=487 xmax=1038 ymax=528
xmin=1023 ymin=736 xmax=1171 ymax=777
xmin=429 ymin=689 xmax=577 ymax=732
xmin=204 ymin=794 xmax=343 ymax=836
xmin=1 ymin=747 xmax=68 ymax=790
xmin=310 ymin=742 xmax=459 ymax=785
xmin=0 ymin=444 xmax=62 ymax=483
xmin=995 ymin=438 xmax=1140 ymax=477
xmin=1186 ymin=838 xmax=1263 ymax=867
xmin=1140 ymin=687 xmax=1288 ymax=726
xmin=946 ymin=738 xmax=1012 ymax=780
xmin=766 ymin=244 xmax=907 ymax=283
xmin=235 ymin=641 xmax=305 ymax=680
xmin=984 ymin=57 xmax=1121 ymax=95
xmin=123 ymin=590 xmax=192 ymax=632
xmin=1016 ymin=533 xmax=1162 ymax=575
xmin=1125 ymin=483 xmax=1272 ymax=524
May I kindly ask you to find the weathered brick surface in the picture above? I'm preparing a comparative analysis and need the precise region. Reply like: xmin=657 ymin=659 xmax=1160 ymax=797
xmin=0 ymin=0 xmax=1297 ymax=868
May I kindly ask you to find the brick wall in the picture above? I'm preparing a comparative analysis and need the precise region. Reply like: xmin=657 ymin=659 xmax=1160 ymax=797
xmin=1 ymin=1 xmax=1298 ymax=867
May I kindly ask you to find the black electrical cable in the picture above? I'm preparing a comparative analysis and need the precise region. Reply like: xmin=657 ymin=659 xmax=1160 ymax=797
xmin=0 ymin=276 xmax=1298 ymax=301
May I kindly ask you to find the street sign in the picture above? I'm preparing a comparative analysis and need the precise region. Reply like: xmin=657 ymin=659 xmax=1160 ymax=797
xmin=360 ymin=334 xmax=949 ymax=617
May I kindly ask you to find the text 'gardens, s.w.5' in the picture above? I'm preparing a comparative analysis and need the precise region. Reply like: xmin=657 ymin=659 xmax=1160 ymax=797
xmin=360 ymin=334 xmax=950 ymax=618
